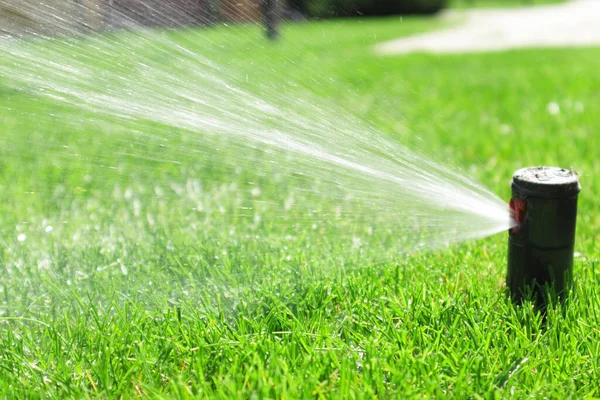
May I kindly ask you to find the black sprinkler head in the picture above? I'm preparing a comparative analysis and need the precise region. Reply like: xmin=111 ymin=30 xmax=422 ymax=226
xmin=507 ymin=166 xmax=581 ymax=307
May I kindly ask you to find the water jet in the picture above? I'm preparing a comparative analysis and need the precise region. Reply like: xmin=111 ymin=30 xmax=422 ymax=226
xmin=507 ymin=166 xmax=580 ymax=306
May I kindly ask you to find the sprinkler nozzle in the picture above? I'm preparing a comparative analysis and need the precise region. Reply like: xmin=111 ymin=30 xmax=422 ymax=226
xmin=507 ymin=166 xmax=580 ymax=307
xmin=509 ymin=197 xmax=527 ymax=233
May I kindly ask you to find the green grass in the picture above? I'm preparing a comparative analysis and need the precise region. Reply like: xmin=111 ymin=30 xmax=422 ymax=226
xmin=449 ymin=0 xmax=565 ymax=9
xmin=1 ymin=17 xmax=600 ymax=398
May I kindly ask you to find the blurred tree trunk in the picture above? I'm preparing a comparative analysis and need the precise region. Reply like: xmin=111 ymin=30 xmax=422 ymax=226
xmin=262 ymin=0 xmax=279 ymax=40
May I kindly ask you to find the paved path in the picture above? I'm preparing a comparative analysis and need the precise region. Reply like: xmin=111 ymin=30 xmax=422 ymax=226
xmin=376 ymin=0 xmax=600 ymax=54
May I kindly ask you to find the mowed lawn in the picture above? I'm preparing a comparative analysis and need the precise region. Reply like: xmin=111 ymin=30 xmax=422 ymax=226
xmin=450 ymin=0 xmax=565 ymax=9
xmin=1 ymin=16 xmax=600 ymax=398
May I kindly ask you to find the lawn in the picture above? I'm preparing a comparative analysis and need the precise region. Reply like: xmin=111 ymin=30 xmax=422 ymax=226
xmin=449 ymin=0 xmax=565 ymax=9
xmin=1 ymin=16 xmax=600 ymax=398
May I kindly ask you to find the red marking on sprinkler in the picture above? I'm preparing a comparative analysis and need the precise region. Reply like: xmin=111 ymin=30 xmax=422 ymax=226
xmin=509 ymin=197 xmax=526 ymax=233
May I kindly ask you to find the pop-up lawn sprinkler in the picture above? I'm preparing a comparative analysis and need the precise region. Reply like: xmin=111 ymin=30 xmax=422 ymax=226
xmin=507 ymin=166 xmax=581 ymax=307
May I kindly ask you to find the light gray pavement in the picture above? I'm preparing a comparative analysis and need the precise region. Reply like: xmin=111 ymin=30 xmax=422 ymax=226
xmin=376 ymin=0 xmax=600 ymax=54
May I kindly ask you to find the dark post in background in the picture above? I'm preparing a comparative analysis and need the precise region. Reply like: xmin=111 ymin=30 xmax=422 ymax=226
xmin=263 ymin=0 xmax=279 ymax=40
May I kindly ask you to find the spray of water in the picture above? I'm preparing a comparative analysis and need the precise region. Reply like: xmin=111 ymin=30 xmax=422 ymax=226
xmin=0 ymin=1 xmax=515 ymax=266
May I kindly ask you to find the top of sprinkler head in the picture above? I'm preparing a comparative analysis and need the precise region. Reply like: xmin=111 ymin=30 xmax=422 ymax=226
xmin=511 ymin=166 xmax=580 ymax=198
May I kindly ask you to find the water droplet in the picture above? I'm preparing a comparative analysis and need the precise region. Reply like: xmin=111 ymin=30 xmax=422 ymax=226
xmin=546 ymin=102 xmax=560 ymax=115
xmin=499 ymin=124 xmax=512 ymax=135
xmin=17 ymin=234 xmax=26 ymax=242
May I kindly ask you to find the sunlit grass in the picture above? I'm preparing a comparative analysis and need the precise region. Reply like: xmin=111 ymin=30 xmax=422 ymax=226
xmin=450 ymin=0 xmax=565 ymax=9
xmin=1 ymin=17 xmax=599 ymax=397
